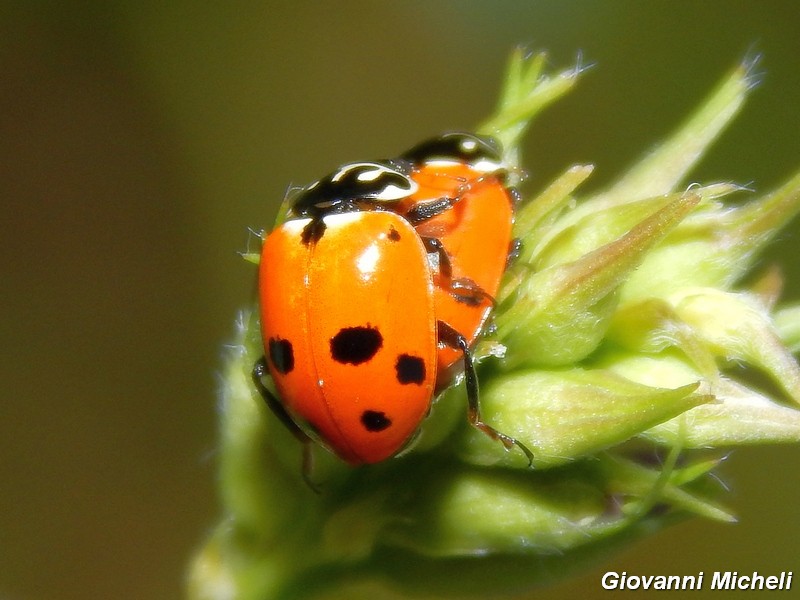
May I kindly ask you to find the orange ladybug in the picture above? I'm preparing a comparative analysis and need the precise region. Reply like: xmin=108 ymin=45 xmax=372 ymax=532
xmin=257 ymin=210 xmax=437 ymax=465
xmin=399 ymin=132 xmax=516 ymax=385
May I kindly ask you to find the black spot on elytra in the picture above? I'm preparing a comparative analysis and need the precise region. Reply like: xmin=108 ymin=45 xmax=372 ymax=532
xmin=361 ymin=410 xmax=392 ymax=432
xmin=268 ymin=337 xmax=294 ymax=374
xmin=330 ymin=326 xmax=383 ymax=365
xmin=301 ymin=218 xmax=326 ymax=245
xmin=395 ymin=354 xmax=426 ymax=385
xmin=387 ymin=226 xmax=401 ymax=242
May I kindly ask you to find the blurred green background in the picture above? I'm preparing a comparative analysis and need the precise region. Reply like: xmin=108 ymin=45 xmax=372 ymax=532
xmin=2 ymin=2 xmax=799 ymax=599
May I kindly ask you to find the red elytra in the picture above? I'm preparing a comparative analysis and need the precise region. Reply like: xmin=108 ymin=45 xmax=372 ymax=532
xmin=258 ymin=211 xmax=437 ymax=464
xmin=399 ymin=160 xmax=514 ymax=385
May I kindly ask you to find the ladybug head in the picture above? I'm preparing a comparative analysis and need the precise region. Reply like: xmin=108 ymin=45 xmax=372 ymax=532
xmin=401 ymin=132 xmax=506 ymax=175
xmin=290 ymin=161 xmax=417 ymax=221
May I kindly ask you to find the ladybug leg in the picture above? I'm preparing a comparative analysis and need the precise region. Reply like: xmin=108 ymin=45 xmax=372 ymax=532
xmin=450 ymin=278 xmax=496 ymax=308
xmin=404 ymin=182 xmax=477 ymax=226
xmin=422 ymin=236 xmax=495 ymax=307
xmin=422 ymin=236 xmax=453 ymax=278
xmin=436 ymin=321 xmax=534 ymax=467
xmin=405 ymin=196 xmax=458 ymax=226
xmin=506 ymin=238 xmax=523 ymax=267
xmin=407 ymin=173 xmax=505 ymax=226
xmin=507 ymin=185 xmax=523 ymax=207
xmin=252 ymin=358 xmax=320 ymax=492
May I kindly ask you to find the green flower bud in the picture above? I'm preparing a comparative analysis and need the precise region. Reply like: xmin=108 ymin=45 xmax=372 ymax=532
xmin=458 ymin=368 xmax=708 ymax=468
xmin=496 ymin=192 xmax=700 ymax=367
xmin=669 ymin=288 xmax=800 ymax=401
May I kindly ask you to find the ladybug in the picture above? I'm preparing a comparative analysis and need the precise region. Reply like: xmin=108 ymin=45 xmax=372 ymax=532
xmin=397 ymin=132 xmax=517 ymax=385
xmin=253 ymin=157 xmax=531 ymax=477
xmin=257 ymin=209 xmax=436 ymax=465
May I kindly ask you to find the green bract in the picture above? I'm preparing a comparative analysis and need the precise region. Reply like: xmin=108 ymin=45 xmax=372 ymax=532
xmin=189 ymin=50 xmax=800 ymax=600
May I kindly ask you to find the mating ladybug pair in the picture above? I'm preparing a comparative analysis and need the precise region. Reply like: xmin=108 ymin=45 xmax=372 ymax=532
xmin=253 ymin=132 xmax=533 ymax=475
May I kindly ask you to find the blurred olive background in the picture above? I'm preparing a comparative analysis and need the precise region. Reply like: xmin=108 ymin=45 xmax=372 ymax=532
xmin=2 ymin=2 xmax=800 ymax=599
